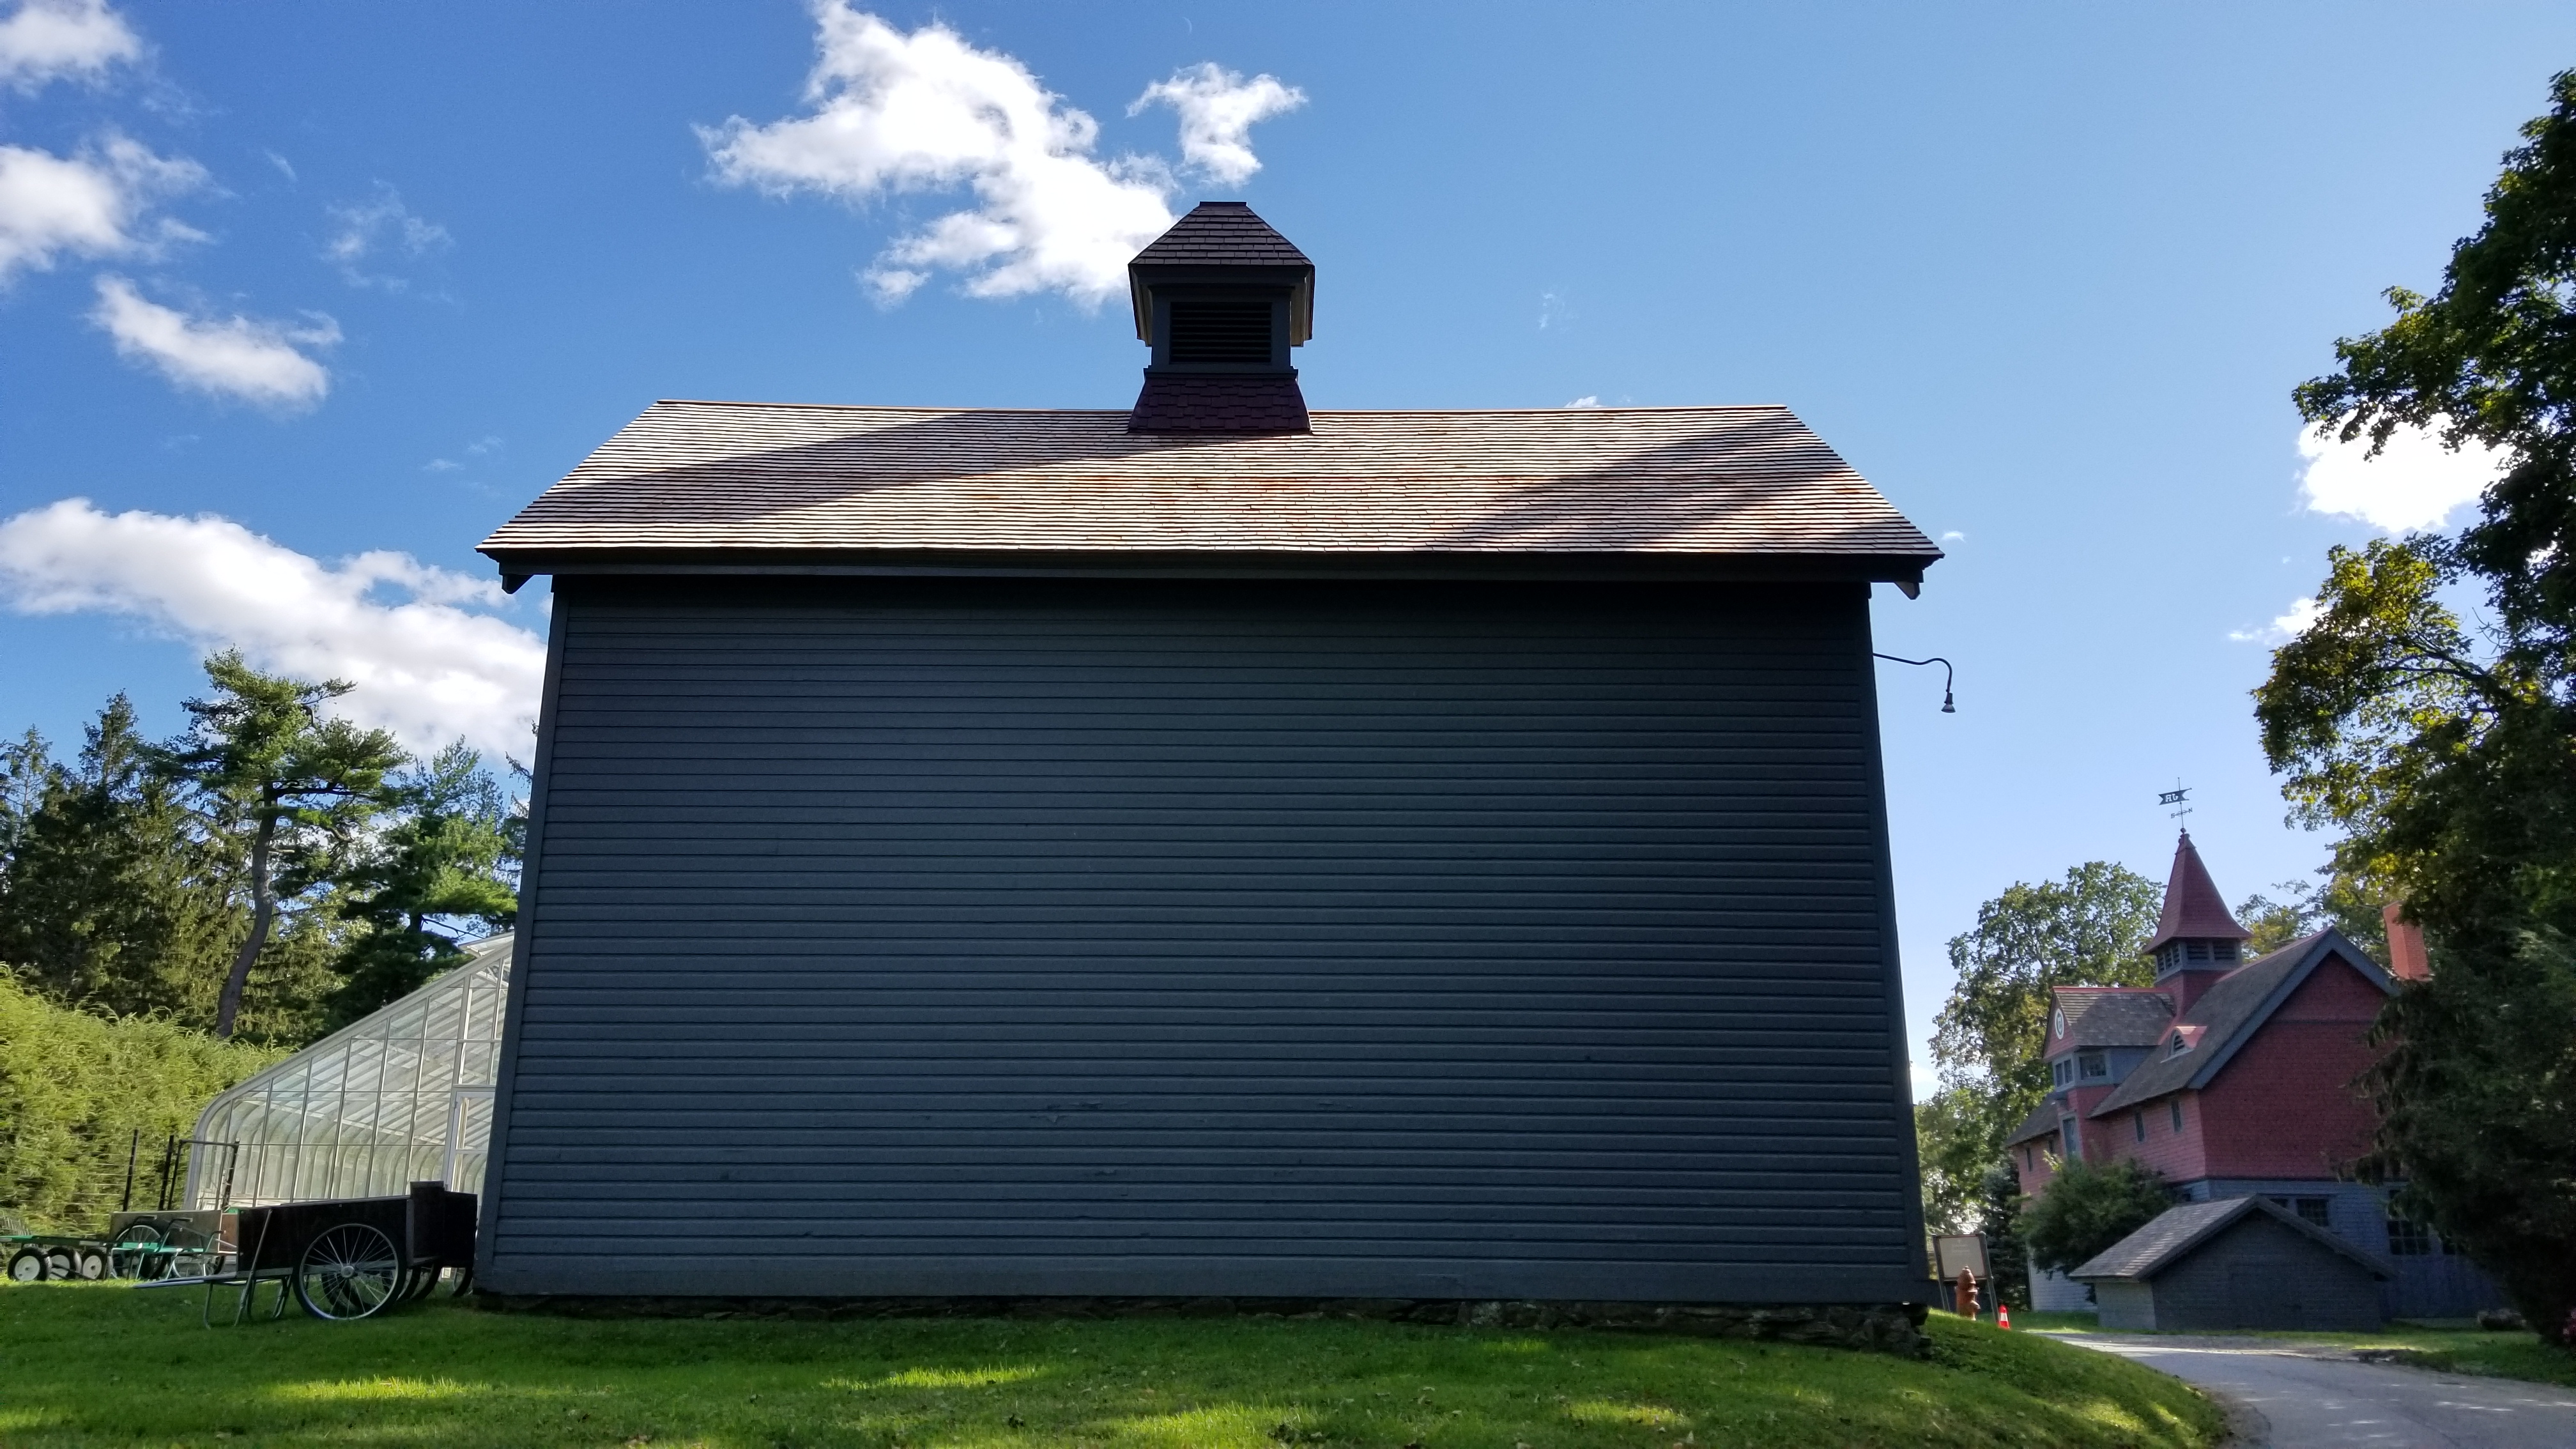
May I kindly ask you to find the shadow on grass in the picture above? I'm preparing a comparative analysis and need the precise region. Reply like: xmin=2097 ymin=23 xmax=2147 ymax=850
xmin=0 ymin=1284 xmax=2224 ymax=1448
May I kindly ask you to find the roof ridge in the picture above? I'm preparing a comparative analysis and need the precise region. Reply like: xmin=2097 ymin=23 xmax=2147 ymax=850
xmin=641 ymin=400 xmax=1800 ymax=415
xmin=2071 ymin=1195 xmax=2391 ymax=1281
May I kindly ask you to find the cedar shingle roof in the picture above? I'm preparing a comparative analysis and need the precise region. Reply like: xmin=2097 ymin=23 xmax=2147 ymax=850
xmin=478 ymin=401 xmax=1943 ymax=581
xmin=2050 ymin=987 xmax=2175 ymax=1052
xmin=1131 ymin=201 xmax=1311 ymax=268
xmin=2069 ymin=1195 xmax=2389 ymax=1281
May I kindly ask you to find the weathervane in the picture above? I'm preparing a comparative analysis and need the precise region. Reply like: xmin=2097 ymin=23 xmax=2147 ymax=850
xmin=2158 ymin=781 xmax=2191 ymax=825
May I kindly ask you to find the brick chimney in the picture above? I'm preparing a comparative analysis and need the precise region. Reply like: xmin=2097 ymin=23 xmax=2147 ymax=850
xmin=2382 ymin=902 xmax=2431 ymax=981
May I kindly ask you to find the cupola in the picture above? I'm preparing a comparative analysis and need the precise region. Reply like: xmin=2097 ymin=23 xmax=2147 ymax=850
xmin=1125 ymin=201 xmax=1313 ymax=434
xmin=2142 ymin=831 xmax=2252 ymax=1009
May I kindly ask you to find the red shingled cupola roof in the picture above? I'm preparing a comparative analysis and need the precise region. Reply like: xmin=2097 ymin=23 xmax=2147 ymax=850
xmin=2143 ymin=831 xmax=2251 ymax=953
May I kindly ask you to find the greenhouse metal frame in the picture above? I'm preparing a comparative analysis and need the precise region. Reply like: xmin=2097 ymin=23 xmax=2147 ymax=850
xmin=187 ymin=933 xmax=512 ymax=1209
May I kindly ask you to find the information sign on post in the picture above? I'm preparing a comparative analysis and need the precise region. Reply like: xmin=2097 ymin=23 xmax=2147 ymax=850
xmin=1931 ymin=1232 xmax=1988 ymax=1283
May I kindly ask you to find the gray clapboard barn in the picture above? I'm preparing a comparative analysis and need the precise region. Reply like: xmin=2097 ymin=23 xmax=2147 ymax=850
xmin=473 ymin=203 xmax=1945 ymax=1308
xmin=2073 ymin=1195 xmax=2390 ymax=1331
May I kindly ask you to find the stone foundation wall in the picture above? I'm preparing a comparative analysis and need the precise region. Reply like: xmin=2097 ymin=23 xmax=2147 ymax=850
xmin=473 ymin=1294 xmax=1931 ymax=1358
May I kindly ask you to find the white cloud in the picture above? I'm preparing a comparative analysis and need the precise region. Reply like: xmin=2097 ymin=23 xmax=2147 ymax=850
xmin=0 ymin=0 xmax=141 ymax=91
xmin=2230 ymin=595 xmax=2323 ymax=645
xmin=89 ymin=275 xmax=337 ymax=408
xmin=2297 ymin=418 xmax=2506 ymax=533
xmin=323 ymin=183 xmax=450 ymax=288
xmin=1129 ymin=63 xmax=1302 ymax=187
xmin=700 ymin=4 xmax=1296 ymax=307
xmin=1562 ymin=395 xmax=1601 ymax=409
xmin=1940 ymin=530 xmax=1966 ymax=542
xmin=0 ymin=134 xmax=201 ymax=284
xmin=0 ymin=499 xmax=545 ymax=755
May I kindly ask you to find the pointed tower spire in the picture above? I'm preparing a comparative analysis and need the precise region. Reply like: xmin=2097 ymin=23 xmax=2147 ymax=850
xmin=2144 ymin=831 xmax=2251 ymax=1006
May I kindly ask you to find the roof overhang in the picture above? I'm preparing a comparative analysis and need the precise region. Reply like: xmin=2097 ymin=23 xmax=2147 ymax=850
xmin=1129 ymin=262 xmax=1316 ymax=345
xmin=486 ymin=546 xmax=1941 ymax=594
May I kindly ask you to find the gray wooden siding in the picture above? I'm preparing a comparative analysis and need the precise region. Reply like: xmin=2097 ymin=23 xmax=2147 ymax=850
xmin=2149 ymin=1219 xmax=2382 ymax=1331
xmin=2094 ymin=1280 xmax=2156 ymax=1330
xmin=482 ymin=578 xmax=1919 ymax=1301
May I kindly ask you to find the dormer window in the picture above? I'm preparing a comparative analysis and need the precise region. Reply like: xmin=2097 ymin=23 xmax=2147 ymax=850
xmin=2214 ymin=940 xmax=2238 ymax=962
xmin=2053 ymin=1058 xmax=2071 ymax=1087
xmin=2078 ymin=1052 xmax=2106 ymax=1079
xmin=2170 ymin=1031 xmax=2188 ymax=1055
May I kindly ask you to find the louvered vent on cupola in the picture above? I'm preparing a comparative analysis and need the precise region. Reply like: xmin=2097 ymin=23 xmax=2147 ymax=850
xmin=1168 ymin=297 xmax=1279 ymax=364
xmin=1125 ymin=201 xmax=1314 ymax=434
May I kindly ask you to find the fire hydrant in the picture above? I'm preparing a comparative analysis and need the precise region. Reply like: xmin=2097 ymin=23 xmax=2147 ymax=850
xmin=1954 ymin=1268 xmax=1981 ymax=1320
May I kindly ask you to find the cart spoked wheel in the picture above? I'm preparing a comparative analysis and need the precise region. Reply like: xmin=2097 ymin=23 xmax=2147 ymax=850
xmin=110 ymin=1223 xmax=165 ymax=1281
xmin=164 ymin=1226 xmax=212 ymax=1280
xmin=72 ymin=1248 xmax=107 ymax=1280
xmin=293 ymin=1223 xmax=402 ymax=1320
xmin=6 ymin=1246 xmax=47 ymax=1282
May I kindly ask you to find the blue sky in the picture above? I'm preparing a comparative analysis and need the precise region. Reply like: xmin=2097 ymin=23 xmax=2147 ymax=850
xmin=3 ymin=0 xmax=2570 ymax=1090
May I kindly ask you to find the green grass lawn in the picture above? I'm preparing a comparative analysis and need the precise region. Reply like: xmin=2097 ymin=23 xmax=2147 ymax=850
xmin=2023 ymin=1311 xmax=2575 ymax=1388
xmin=0 ymin=1286 xmax=2223 ymax=1449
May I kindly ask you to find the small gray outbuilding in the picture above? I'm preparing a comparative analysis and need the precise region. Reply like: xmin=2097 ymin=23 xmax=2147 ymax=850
xmin=2071 ymin=1195 xmax=2389 ymax=1331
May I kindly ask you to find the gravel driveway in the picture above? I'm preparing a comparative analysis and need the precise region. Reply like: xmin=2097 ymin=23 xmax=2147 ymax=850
xmin=2046 ymin=1333 xmax=2576 ymax=1448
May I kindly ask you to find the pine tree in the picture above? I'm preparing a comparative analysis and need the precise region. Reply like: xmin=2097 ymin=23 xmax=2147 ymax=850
xmin=155 ymin=654 xmax=406 ymax=1039
xmin=325 ymin=741 xmax=518 ymax=1026
xmin=0 ymin=698 xmax=240 ymax=1019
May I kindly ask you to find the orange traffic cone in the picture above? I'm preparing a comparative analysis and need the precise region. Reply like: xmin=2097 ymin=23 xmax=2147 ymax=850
xmin=1997 ymin=1305 xmax=2011 ymax=1331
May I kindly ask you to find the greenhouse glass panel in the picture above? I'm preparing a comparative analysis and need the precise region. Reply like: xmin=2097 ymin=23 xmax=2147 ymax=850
xmin=187 ymin=933 xmax=513 ymax=1208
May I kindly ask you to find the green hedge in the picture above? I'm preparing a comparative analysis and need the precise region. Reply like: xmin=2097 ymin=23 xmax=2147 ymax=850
xmin=0 ymin=976 xmax=284 ymax=1233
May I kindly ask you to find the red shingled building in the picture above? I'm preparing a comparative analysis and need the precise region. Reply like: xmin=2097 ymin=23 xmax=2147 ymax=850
xmin=2005 ymin=833 xmax=2502 ymax=1319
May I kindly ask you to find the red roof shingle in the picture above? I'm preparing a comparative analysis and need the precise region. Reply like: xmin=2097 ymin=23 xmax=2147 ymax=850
xmin=2145 ymin=832 xmax=2251 ymax=951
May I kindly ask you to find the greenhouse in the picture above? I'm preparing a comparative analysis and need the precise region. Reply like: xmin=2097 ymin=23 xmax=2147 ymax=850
xmin=187 ymin=933 xmax=512 ymax=1209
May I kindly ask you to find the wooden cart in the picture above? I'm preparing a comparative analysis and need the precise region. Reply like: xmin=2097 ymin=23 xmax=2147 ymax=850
xmin=144 ymin=1181 xmax=477 ymax=1325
